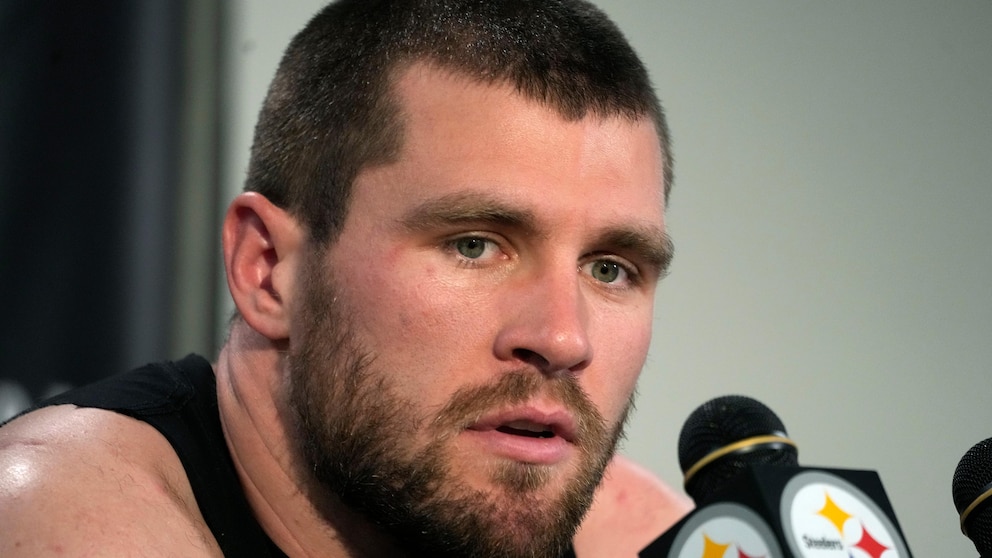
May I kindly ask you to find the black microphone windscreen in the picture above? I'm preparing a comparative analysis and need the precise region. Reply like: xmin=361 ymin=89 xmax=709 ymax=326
xmin=678 ymin=395 xmax=799 ymax=504
xmin=953 ymin=437 xmax=992 ymax=556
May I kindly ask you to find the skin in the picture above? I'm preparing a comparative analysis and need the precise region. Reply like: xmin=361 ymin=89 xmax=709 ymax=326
xmin=0 ymin=63 xmax=691 ymax=557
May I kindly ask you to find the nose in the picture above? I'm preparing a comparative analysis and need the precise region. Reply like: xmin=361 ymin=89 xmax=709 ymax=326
xmin=493 ymin=267 xmax=593 ymax=377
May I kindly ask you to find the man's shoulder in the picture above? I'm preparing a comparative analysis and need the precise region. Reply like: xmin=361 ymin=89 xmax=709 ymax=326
xmin=574 ymin=454 xmax=693 ymax=557
xmin=0 ymin=405 xmax=221 ymax=557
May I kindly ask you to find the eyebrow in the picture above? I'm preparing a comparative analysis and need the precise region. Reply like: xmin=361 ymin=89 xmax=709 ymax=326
xmin=399 ymin=191 xmax=675 ymax=279
xmin=598 ymin=226 xmax=675 ymax=280
xmin=399 ymin=192 xmax=540 ymax=235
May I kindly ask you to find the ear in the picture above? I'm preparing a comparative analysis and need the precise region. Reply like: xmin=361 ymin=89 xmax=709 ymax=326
xmin=222 ymin=192 xmax=304 ymax=341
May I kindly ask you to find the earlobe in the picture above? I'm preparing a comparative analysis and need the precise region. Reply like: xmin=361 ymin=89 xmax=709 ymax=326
xmin=222 ymin=192 xmax=303 ymax=340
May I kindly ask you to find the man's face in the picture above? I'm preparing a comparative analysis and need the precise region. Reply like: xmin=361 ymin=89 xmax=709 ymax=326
xmin=288 ymin=64 xmax=670 ymax=557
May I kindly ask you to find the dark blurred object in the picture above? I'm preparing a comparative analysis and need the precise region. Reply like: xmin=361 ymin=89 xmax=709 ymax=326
xmin=0 ymin=1 xmax=222 ymax=412
xmin=953 ymin=437 xmax=992 ymax=557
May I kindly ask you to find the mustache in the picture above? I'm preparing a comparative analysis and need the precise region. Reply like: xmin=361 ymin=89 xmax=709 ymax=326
xmin=431 ymin=370 xmax=608 ymax=446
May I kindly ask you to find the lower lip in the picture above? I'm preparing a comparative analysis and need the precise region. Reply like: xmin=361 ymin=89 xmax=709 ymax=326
xmin=462 ymin=429 xmax=573 ymax=465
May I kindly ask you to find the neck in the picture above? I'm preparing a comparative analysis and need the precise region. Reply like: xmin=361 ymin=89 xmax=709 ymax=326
xmin=214 ymin=323 xmax=402 ymax=557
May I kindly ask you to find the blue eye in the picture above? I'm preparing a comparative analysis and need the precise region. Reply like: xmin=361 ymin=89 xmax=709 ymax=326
xmin=590 ymin=260 xmax=622 ymax=283
xmin=454 ymin=237 xmax=489 ymax=259
xmin=583 ymin=258 xmax=638 ymax=288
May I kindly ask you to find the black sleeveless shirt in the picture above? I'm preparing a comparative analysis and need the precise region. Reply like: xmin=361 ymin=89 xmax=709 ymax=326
xmin=32 ymin=355 xmax=580 ymax=558
xmin=38 ymin=355 xmax=287 ymax=556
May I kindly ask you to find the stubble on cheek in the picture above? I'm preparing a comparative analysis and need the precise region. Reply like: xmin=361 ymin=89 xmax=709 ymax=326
xmin=288 ymin=247 xmax=641 ymax=556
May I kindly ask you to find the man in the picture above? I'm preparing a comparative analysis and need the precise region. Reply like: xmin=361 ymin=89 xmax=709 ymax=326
xmin=0 ymin=1 xmax=690 ymax=556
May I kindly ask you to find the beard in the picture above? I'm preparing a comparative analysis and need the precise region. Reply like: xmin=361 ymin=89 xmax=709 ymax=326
xmin=287 ymin=249 xmax=632 ymax=558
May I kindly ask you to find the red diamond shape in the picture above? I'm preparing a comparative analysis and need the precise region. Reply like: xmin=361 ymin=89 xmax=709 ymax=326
xmin=853 ymin=522 xmax=890 ymax=558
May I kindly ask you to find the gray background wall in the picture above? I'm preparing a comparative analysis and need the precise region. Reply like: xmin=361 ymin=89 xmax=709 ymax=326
xmin=224 ymin=2 xmax=992 ymax=555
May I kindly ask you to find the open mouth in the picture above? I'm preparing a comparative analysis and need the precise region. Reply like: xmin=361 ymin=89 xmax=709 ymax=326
xmin=464 ymin=413 xmax=575 ymax=464
xmin=496 ymin=420 xmax=556 ymax=439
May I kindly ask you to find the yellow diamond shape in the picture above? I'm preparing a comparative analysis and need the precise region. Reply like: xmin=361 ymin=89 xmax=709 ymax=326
xmin=817 ymin=491 xmax=853 ymax=535
xmin=701 ymin=533 xmax=731 ymax=558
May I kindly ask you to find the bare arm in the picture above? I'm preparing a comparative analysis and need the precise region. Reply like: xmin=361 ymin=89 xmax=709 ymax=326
xmin=573 ymin=454 xmax=693 ymax=557
xmin=0 ymin=405 xmax=222 ymax=557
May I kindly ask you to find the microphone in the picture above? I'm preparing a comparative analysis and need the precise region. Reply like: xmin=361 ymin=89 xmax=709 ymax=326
xmin=953 ymin=437 xmax=992 ymax=556
xmin=679 ymin=395 xmax=799 ymax=503
xmin=640 ymin=395 xmax=913 ymax=557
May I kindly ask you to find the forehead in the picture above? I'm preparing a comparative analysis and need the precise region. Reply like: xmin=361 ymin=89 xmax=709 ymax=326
xmin=354 ymin=63 xmax=666 ymax=231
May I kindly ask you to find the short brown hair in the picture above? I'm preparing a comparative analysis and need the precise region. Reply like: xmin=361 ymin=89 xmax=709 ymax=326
xmin=245 ymin=0 xmax=671 ymax=243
